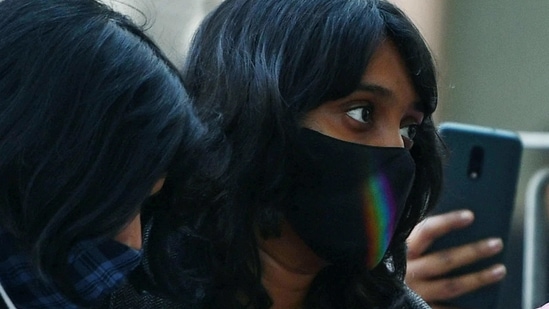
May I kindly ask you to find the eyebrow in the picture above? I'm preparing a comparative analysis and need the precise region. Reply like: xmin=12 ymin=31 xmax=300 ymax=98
xmin=355 ymin=83 xmax=393 ymax=98
xmin=355 ymin=82 xmax=425 ymax=113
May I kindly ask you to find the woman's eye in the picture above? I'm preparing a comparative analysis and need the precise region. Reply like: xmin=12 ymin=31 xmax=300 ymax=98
xmin=346 ymin=105 xmax=373 ymax=124
xmin=400 ymin=125 xmax=419 ymax=148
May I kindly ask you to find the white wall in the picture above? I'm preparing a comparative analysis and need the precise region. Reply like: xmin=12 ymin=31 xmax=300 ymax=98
xmin=395 ymin=2 xmax=549 ymax=307
xmin=103 ymin=0 xmax=222 ymax=66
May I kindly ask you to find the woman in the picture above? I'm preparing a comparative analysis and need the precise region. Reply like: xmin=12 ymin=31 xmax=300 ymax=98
xmin=104 ymin=0 xmax=443 ymax=308
xmin=0 ymin=0 xmax=204 ymax=307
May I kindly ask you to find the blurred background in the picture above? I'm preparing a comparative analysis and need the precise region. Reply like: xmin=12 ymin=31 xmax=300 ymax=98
xmin=104 ymin=0 xmax=549 ymax=307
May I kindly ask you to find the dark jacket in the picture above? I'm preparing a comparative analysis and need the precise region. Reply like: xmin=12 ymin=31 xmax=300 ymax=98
xmin=99 ymin=275 xmax=431 ymax=309
xmin=98 ymin=219 xmax=431 ymax=309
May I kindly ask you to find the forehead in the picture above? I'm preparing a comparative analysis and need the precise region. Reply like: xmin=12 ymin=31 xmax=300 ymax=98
xmin=360 ymin=39 xmax=419 ymax=106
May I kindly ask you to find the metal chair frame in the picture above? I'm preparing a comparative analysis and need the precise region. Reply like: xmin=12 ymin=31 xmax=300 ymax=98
xmin=520 ymin=132 xmax=549 ymax=309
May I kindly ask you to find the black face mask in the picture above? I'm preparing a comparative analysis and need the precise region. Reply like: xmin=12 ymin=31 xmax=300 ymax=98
xmin=285 ymin=129 xmax=415 ymax=268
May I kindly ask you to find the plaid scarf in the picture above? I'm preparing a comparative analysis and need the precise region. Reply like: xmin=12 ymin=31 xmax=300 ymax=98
xmin=0 ymin=230 xmax=142 ymax=308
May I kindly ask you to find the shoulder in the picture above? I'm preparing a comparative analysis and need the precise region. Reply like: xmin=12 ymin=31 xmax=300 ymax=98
xmin=95 ymin=217 xmax=211 ymax=309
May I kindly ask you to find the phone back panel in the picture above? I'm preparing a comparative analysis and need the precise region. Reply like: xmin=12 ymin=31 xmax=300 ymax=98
xmin=428 ymin=122 xmax=523 ymax=309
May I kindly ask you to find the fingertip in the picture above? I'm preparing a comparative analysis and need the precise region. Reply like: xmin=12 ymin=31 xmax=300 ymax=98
xmin=480 ymin=264 xmax=506 ymax=283
xmin=459 ymin=209 xmax=474 ymax=220
xmin=489 ymin=264 xmax=507 ymax=280
xmin=485 ymin=238 xmax=504 ymax=253
xmin=451 ymin=209 xmax=474 ymax=226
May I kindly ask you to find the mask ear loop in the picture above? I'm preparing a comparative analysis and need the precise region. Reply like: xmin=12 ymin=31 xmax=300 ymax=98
xmin=0 ymin=280 xmax=17 ymax=309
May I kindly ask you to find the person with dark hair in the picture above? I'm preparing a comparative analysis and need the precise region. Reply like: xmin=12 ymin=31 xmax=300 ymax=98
xmin=102 ymin=0 xmax=441 ymax=308
xmin=0 ymin=0 xmax=205 ymax=307
xmin=179 ymin=0 xmax=439 ymax=307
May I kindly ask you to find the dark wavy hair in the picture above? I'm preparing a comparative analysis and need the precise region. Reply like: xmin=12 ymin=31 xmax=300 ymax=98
xmin=153 ymin=0 xmax=443 ymax=308
xmin=0 ymin=0 xmax=204 ymax=287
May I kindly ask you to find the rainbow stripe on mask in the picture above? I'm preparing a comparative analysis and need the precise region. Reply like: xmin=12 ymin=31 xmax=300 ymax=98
xmin=363 ymin=172 xmax=398 ymax=268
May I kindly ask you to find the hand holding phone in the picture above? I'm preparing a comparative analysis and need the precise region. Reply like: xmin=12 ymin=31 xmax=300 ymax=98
xmin=418 ymin=122 xmax=522 ymax=309
xmin=406 ymin=210 xmax=506 ymax=305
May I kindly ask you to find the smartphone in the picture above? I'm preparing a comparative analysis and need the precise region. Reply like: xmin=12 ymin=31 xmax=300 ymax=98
xmin=426 ymin=122 xmax=523 ymax=309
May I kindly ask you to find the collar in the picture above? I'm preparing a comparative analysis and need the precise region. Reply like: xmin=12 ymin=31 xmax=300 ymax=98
xmin=0 ymin=229 xmax=142 ymax=308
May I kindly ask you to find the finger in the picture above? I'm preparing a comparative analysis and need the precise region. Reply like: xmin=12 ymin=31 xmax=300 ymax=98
xmin=408 ymin=210 xmax=475 ymax=258
xmin=113 ymin=213 xmax=142 ymax=250
xmin=411 ymin=264 xmax=506 ymax=302
xmin=407 ymin=237 xmax=503 ymax=278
